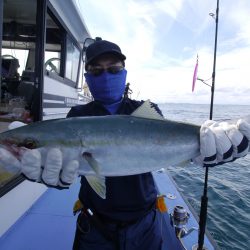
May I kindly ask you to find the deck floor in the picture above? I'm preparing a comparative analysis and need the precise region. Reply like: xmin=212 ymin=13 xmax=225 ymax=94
xmin=0 ymin=182 xmax=80 ymax=250
xmin=0 ymin=172 xmax=216 ymax=250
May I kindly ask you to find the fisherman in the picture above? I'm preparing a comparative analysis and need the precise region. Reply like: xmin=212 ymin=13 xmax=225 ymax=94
xmin=58 ymin=39 xmax=250 ymax=249
xmin=1 ymin=39 xmax=250 ymax=250
xmin=68 ymin=39 xmax=164 ymax=250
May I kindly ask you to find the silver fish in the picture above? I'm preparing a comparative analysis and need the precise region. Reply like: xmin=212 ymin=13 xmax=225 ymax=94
xmin=0 ymin=100 xmax=201 ymax=198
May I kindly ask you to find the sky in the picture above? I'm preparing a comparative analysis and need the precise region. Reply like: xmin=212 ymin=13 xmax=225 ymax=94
xmin=76 ymin=0 xmax=250 ymax=105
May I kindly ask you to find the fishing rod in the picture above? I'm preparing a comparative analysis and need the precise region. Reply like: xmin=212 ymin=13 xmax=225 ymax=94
xmin=197 ymin=0 xmax=219 ymax=249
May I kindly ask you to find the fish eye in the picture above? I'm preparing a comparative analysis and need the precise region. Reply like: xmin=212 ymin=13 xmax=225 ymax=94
xmin=20 ymin=138 xmax=38 ymax=149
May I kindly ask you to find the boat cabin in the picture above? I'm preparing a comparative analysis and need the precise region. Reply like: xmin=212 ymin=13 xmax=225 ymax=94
xmin=0 ymin=0 xmax=91 ymax=199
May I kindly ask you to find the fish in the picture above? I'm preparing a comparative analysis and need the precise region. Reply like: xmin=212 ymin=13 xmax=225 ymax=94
xmin=0 ymin=100 xmax=202 ymax=198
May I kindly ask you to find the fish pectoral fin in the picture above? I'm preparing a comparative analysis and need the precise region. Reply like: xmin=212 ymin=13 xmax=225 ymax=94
xmin=82 ymin=151 xmax=100 ymax=174
xmin=85 ymin=175 xmax=106 ymax=199
xmin=131 ymin=99 xmax=164 ymax=120
xmin=82 ymin=152 xmax=106 ymax=199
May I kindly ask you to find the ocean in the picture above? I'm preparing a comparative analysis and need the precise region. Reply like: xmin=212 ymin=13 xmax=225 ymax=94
xmin=158 ymin=103 xmax=250 ymax=250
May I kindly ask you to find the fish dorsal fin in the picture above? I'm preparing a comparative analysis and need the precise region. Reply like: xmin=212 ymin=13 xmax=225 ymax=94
xmin=131 ymin=99 xmax=164 ymax=120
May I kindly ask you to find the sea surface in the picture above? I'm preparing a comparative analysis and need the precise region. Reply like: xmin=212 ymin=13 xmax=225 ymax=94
xmin=158 ymin=103 xmax=250 ymax=250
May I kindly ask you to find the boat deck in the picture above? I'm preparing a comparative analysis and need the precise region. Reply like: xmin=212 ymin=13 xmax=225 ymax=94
xmin=0 ymin=171 xmax=216 ymax=250
xmin=0 ymin=183 xmax=79 ymax=250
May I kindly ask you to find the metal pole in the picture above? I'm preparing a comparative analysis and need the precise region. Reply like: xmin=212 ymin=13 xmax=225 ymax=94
xmin=198 ymin=1 xmax=219 ymax=249
xmin=34 ymin=0 xmax=47 ymax=122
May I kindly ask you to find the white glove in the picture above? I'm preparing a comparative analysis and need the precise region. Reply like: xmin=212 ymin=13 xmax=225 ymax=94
xmin=196 ymin=119 xmax=250 ymax=167
xmin=0 ymin=121 xmax=79 ymax=188
xmin=0 ymin=147 xmax=79 ymax=188
xmin=23 ymin=148 xmax=79 ymax=188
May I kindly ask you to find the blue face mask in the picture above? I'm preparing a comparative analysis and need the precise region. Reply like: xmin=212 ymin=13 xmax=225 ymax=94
xmin=84 ymin=69 xmax=127 ymax=104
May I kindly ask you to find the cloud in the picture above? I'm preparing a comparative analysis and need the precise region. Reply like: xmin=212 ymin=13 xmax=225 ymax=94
xmin=77 ymin=0 xmax=250 ymax=105
xmin=223 ymin=1 xmax=250 ymax=44
xmin=155 ymin=0 xmax=183 ymax=20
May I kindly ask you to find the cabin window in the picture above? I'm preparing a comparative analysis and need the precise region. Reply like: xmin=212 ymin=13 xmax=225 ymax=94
xmin=2 ymin=49 xmax=29 ymax=76
xmin=0 ymin=0 xmax=37 ymax=195
xmin=77 ymin=60 xmax=92 ymax=100
xmin=77 ymin=59 xmax=84 ymax=89
xmin=65 ymin=38 xmax=80 ymax=82
xmin=45 ymin=12 xmax=64 ymax=76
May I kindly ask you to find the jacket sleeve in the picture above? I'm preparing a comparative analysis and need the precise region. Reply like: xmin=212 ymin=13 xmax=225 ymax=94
xmin=66 ymin=107 xmax=77 ymax=118
xmin=66 ymin=105 xmax=86 ymax=118
xmin=66 ymin=103 xmax=92 ymax=118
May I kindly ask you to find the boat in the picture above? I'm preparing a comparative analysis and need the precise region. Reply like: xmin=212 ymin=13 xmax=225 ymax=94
xmin=0 ymin=0 xmax=218 ymax=249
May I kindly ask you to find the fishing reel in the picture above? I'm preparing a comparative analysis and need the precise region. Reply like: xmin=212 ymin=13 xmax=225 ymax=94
xmin=170 ymin=205 xmax=197 ymax=238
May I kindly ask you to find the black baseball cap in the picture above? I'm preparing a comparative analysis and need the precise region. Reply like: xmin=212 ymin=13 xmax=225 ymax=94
xmin=85 ymin=40 xmax=126 ymax=69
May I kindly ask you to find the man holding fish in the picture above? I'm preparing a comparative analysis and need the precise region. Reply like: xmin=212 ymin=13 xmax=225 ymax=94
xmin=0 ymin=39 xmax=250 ymax=250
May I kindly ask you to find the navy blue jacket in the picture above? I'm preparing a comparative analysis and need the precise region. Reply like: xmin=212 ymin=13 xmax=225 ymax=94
xmin=67 ymin=98 xmax=162 ymax=222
